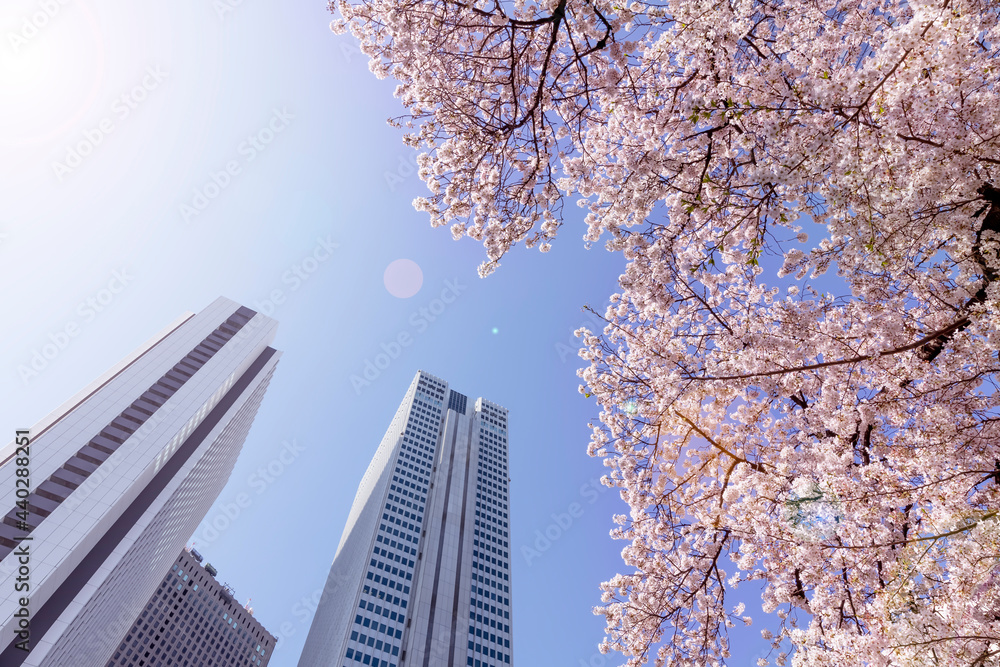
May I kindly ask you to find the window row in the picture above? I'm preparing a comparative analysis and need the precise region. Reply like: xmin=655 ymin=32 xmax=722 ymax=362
xmin=469 ymin=611 xmax=509 ymax=633
xmin=474 ymin=537 xmax=509 ymax=560
xmin=468 ymin=625 xmax=510 ymax=647
xmin=392 ymin=472 xmax=427 ymax=495
xmin=467 ymin=641 xmax=511 ymax=664
xmin=470 ymin=594 xmax=511 ymax=618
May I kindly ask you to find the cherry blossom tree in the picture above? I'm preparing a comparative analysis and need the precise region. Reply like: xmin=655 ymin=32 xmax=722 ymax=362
xmin=329 ymin=0 xmax=1000 ymax=663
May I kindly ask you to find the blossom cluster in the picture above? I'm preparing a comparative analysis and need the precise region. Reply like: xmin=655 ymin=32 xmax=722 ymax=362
xmin=330 ymin=0 xmax=1000 ymax=663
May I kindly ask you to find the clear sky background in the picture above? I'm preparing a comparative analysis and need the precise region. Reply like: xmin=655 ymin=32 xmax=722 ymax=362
xmin=1 ymin=0 xmax=776 ymax=664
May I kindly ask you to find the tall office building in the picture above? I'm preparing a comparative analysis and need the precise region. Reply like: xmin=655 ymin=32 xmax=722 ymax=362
xmin=0 ymin=297 xmax=281 ymax=667
xmin=298 ymin=371 xmax=513 ymax=667
xmin=106 ymin=547 xmax=277 ymax=667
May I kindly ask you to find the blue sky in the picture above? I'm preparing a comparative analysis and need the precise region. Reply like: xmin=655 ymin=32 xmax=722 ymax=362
xmin=1 ymin=0 xmax=777 ymax=664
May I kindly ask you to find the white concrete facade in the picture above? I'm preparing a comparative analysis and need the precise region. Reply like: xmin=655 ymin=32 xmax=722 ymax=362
xmin=0 ymin=297 xmax=281 ymax=666
xmin=298 ymin=371 xmax=512 ymax=667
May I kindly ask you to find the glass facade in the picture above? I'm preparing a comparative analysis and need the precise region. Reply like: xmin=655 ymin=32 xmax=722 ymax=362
xmin=298 ymin=372 xmax=513 ymax=667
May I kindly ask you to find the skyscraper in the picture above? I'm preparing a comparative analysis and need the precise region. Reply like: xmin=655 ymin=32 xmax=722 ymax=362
xmin=298 ymin=371 xmax=513 ymax=667
xmin=0 ymin=297 xmax=281 ymax=666
xmin=107 ymin=547 xmax=277 ymax=667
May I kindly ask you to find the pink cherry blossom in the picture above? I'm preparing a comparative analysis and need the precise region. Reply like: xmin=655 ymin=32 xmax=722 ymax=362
xmin=330 ymin=0 xmax=1000 ymax=663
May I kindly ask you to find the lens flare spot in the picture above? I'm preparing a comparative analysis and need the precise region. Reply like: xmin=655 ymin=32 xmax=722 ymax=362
xmin=383 ymin=259 xmax=423 ymax=298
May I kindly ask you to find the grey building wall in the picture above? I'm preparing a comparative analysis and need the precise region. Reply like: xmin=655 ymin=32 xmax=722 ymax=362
xmin=105 ymin=548 xmax=277 ymax=667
